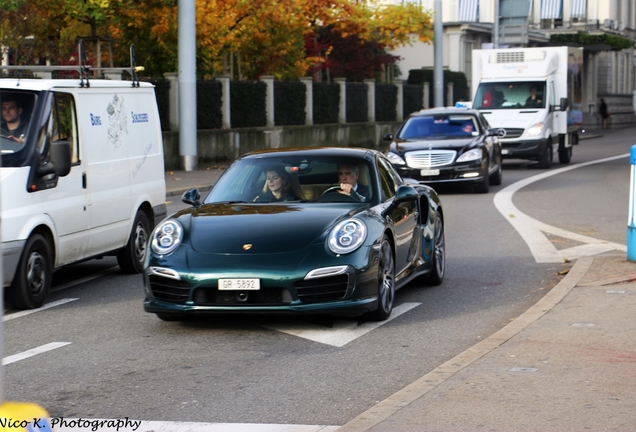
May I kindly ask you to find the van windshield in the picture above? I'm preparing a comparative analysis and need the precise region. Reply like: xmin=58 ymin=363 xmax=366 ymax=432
xmin=0 ymin=90 xmax=38 ymax=167
xmin=473 ymin=81 xmax=546 ymax=110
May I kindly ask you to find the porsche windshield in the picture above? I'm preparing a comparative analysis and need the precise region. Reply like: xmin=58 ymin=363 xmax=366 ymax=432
xmin=205 ymin=155 xmax=376 ymax=204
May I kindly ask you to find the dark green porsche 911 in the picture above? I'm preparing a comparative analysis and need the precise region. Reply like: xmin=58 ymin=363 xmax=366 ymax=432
xmin=143 ymin=147 xmax=445 ymax=321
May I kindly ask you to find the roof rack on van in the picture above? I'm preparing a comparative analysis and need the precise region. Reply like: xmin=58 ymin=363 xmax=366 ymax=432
xmin=0 ymin=40 xmax=143 ymax=88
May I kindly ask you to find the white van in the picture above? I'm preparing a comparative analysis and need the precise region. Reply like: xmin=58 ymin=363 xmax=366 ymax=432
xmin=1 ymin=72 xmax=166 ymax=309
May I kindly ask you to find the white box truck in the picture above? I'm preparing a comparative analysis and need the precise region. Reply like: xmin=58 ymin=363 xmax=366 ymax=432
xmin=471 ymin=46 xmax=584 ymax=168
xmin=0 ymin=48 xmax=166 ymax=309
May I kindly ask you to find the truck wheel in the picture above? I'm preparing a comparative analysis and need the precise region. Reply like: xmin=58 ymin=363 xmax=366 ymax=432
xmin=558 ymin=146 xmax=572 ymax=164
xmin=537 ymin=141 xmax=552 ymax=169
xmin=117 ymin=210 xmax=150 ymax=274
xmin=9 ymin=234 xmax=52 ymax=309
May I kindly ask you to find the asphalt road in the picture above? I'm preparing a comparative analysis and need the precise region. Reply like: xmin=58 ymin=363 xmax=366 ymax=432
xmin=4 ymin=127 xmax=632 ymax=426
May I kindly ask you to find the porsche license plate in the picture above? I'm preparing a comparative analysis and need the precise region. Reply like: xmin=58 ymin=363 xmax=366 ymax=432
xmin=420 ymin=169 xmax=440 ymax=176
xmin=218 ymin=278 xmax=260 ymax=290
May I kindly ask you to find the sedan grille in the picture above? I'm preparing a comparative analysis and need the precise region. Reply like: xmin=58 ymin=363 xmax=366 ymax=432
xmin=295 ymin=274 xmax=349 ymax=303
xmin=405 ymin=150 xmax=456 ymax=168
xmin=149 ymin=275 xmax=190 ymax=302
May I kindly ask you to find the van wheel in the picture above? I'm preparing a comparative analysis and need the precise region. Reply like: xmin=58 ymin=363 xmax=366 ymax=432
xmin=9 ymin=234 xmax=52 ymax=309
xmin=118 ymin=210 xmax=150 ymax=274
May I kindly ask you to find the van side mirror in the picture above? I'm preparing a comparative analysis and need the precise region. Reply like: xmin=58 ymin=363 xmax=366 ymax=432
xmin=560 ymin=97 xmax=568 ymax=111
xmin=38 ymin=140 xmax=71 ymax=178
xmin=182 ymin=188 xmax=201 ymax=206
xmin=50 ymin=140 xmax=71 ymax=177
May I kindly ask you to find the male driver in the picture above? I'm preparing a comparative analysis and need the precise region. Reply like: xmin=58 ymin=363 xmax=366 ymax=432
xmin=337 ymin=163 xmax=369 ymax=201
xmin=1 ymin=97 xmax=28 ymax=143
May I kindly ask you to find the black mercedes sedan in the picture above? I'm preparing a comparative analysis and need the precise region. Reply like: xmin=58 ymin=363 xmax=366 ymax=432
xmin=383 ymin=107 xmax=503 ymax=193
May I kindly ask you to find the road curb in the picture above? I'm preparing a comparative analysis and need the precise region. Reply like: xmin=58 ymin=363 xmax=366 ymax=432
xmin=336 ymin=256 xmax=595 ymax=432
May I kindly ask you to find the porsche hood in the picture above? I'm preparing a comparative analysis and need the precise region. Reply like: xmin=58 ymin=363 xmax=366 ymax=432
xmin=183 ymin=203 xmax=361 ymax=254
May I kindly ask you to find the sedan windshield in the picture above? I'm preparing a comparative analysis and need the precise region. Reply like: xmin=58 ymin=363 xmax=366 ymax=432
xmin=398 ymin=115 xmax=479 ymax=139
xmin=205 ymin=155 xmax=376 ymax=205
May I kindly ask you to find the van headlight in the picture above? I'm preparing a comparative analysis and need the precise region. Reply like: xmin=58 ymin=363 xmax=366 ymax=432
xmin=151 ymin=220 xmax=183 ymax=255
xmin=456 ymin=148 xmax=482 ymax=162
xmin=525 ymin=122 xmax=544 ymax=137
xmin=386 ymin=152 xmax=406 ymax=166
xmin=328 ymin=219 xmax=367 ymax=254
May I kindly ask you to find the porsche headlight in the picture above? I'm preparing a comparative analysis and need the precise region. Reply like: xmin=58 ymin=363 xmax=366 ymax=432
xmin=328 ymin=219 xmax=367 ymax=254
xmin=386 ymin=152 xmax=406 ymax=166
xmin=151 ymin=220 xmax=183 ymax=255
xmin=525 ymin=122 xmax=544 ymax=137
xmin=456 ymin=148 xmax=482 ymax=163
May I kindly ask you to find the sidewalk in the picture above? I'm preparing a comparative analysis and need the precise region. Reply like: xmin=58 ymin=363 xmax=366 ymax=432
xmin=164 ymin=165 xmax=227 ymax=198
xmin=338 ymin=254 xmax=636 ymax=432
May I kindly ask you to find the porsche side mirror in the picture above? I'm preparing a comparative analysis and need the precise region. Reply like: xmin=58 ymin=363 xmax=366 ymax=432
xmin=182 ymin=188 xmax=201 ymax=206
xmin=383 ymin=133 xmax=394 ymax=141
xmin=394 ymin=185 xmax=418 ymax=202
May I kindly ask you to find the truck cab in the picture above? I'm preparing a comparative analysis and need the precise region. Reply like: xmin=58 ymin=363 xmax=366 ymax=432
xmin=472 ymin=47 xmax=583 ymax=168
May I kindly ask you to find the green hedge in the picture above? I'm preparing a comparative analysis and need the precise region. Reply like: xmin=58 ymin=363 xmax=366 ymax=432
xmin=197 ymin=80 xmax=223 ymax=130
xmin=146 ymin=78 xmax=171 ymax=131
xmin=403 ymin=84 xmax=423 ymax=117
xmin=407 ymin=69 xmax=469 ymax=106
xmin=230 ymin=81 xmax=267 ymax=128
xmin=550 ymin=33 xmax=632 ymax=51
xmin=274 ymin=81 xmax=306 ymax=126
xmin=313 ymin=82 xmax=340 ymax=124
xmin=346 ymin=83 xmax=368 ymax=123
xmin=375 ymin=84 xmax=397 ymax=122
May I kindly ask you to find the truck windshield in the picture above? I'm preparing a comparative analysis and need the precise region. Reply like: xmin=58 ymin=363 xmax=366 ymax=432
xmin=0 ymin=90 xmax=38 ymax=167
xmin=474 ymin=81 xmax=546 ymax=110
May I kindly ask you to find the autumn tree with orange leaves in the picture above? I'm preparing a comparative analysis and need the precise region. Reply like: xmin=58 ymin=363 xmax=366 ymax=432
xmin=0 ymin=0 xmax=433 ymax=81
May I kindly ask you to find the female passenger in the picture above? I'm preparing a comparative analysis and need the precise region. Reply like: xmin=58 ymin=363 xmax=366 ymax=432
xmin=254 ymin=165 xmax=298 ymax=202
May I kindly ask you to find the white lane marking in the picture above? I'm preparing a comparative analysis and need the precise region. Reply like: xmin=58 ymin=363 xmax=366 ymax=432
xmin=52 ymin=265 xmax=120 ymax=293
xmin=264 ymin=302 xmax=421 ymax=347
xmin=55 ymin=420 xmax=339 ymax=432
xmin=494 ymin=154 xmax=629 ymax=263
xmin=2 ymin=342 xmax=72 ymax=365
xmin=3 ymin=298 xmax=79 ymax=322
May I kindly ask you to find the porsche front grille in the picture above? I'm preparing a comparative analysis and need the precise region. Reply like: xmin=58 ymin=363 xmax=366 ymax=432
xmin=405 ymin=150 xmax=456 ymax=168
xmin=295 ymin=274 xmax=349 ymax=303
xmin=149 ymin=275 xmax=190 ymax=302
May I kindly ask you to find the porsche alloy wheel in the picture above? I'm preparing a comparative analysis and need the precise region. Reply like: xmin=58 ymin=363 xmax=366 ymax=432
xmin=369 ymin=237 xmax=395 ymax=321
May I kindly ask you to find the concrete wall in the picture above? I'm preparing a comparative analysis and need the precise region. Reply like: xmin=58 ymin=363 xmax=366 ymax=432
xmin=162 ymin=122 xmax=402 ymax=170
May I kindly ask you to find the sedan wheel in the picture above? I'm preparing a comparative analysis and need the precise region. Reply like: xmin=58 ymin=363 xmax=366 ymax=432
xmin=368 ymin=237 xmax=395 ymax=321
xmin=427 ymin=211 xmax=446 ymax=285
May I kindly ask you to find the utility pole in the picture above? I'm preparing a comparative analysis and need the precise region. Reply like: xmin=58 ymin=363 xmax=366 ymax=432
xmin=178 ymin=0 xmax=197 ymax=171
xmin=434 ymin=0 xmax=444 ymax=107
xmin=494 ymin=0 xmax=500 ymax=48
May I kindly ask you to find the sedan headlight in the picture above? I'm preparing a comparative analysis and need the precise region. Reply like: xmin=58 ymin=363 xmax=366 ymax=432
xmin=525 ymin=122 xmax=544 ymax=137
xmin=456 ymin=148 xmax=483 ymax=163
xmin=386 ymin=152 xmax=406 ymax=166
xmin=151 ymin=220 xmax=183 ymax=255
xmin=328 ymin=219 xmax=367 ymax=254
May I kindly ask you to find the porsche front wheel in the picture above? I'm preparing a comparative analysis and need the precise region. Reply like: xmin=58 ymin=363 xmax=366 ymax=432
xmin=368 ymin=237 xmax=395 ymax=321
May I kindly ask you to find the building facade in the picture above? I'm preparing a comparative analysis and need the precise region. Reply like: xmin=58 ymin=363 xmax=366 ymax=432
xmin=390 ymin=0 xmax=636 ymax=125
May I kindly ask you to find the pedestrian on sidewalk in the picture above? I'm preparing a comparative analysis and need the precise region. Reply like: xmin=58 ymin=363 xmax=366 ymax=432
xmin=599 ymin=98 xmax=610 ymax=129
